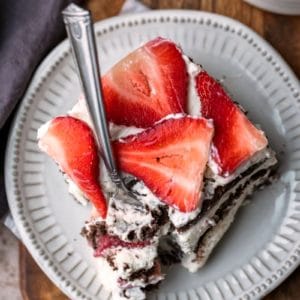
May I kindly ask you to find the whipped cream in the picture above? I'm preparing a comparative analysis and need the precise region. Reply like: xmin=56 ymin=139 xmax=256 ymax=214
xmin=205 ymin=148 xmax=272 ymax=197
xmin=37 ymin=120 xmax=51 ymax=140
xmin=182 ymin=54 xmax=202 ymax=116
xmin=65 ymin=176 xmax=88 ymax=206
xmin=68 ymin=96 xmax=93 ymax=128
xmin=106 ymin=192 xmax=161 ymax=241
xmin=168 ymin=206 xmax=201 ymax=228
xmin=101 ymin=244 xmax=158 ymax=279
xmin=109 ymin=123 xmax=144 ymax=140
xmin=69 ymin=98 xmax=143 ymax=141
xmin=95 ymin=256 xmax=149 ymax=300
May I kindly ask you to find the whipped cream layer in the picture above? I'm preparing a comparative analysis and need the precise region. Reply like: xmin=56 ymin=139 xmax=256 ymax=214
xmin=102 ymin=244 xmax=158 ymax=279
xmin=172 ymin=151 xmax=277 ymax=254
xmin=82 ymin=217 xmax=164 ymax=299
xmin=69 ymin=98 xmax=144 ymax=141
xmin=105 ymin=183 xmax=170 ymax=242
xmin=181 ymin=159 xmax=276 ymax=272
xmin=95 ymin=254 xmax=161 ymax=300
xmin=182 ymin=54 xmax=202 ymax=116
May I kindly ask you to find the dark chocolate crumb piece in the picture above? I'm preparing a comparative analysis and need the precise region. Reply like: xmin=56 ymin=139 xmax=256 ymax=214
xmin=127 ymin=230 xmax=136 ymax=241
xmin=128 ymin=260 xmax=161 ymax=282
xmin=142 ymin=282 xmax=161 ymax=292
xmin=80 ymin=227 xmax=88 ymax=237
xmin=106 ymin=256 xmax=117 ymax=271
xmin=81 ymin=221 xmax=107 ymax=249
xmin=158 ymin=237 xmax=183 ymax=266
xmin=125 ymin=178 xmax=139 ymax=190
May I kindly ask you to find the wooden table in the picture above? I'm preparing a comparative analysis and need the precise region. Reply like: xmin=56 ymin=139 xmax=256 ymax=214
xmin=19 ymin=0 xmax=300 ymax=299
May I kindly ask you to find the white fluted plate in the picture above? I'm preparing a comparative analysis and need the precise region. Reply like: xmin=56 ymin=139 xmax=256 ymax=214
xmin=5 ymin=10 xmax=300 ymax=300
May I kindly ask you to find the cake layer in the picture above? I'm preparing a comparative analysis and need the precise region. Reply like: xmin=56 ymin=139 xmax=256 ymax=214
xmin=82 ymin=221 xmax=164 ymax=300
xmin=105 ymin=180 xmax=170 ymax=242
xmin=95 ymin=255 xmax=163 ymax=300
xmin=167 ymin=147 xmax=274 ymax=229
xmin=171 ymin=149 xmax=277 ymax=254
xmin=181 ymin=162 xmax=275 ymax=272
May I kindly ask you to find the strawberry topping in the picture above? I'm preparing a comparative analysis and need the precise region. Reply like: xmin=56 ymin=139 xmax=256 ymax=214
xmin=38 ymin=116 xmax=107 ymax=218
xmin=94 ymin=235 xmax=151 ymax=257
xmin=102 ymin=37 xmax=188 ymax=128
xmin=114 ymin=117 xmax=214 ymax=212
xmin=196 ymin=71 xmax=268 ymax=176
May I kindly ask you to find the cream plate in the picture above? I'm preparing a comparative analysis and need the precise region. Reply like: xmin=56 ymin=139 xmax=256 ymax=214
xmin=5 ymin=10 xmax=300 ymax=300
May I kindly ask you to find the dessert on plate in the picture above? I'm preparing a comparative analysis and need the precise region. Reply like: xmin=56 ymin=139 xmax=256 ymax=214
xmin=38 ymin=37 xmax=277 ymax=300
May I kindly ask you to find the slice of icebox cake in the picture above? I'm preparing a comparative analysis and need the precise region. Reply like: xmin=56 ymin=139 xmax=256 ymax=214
xmin=38 ymin=37 xmax=277 ymax=300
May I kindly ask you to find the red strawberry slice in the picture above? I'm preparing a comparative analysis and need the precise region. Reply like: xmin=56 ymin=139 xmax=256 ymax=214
xmin=196 ymin=71 xmax=268 ymax=176
xmin=102 ymin=37 xmax=187 ymax=128
xmin=94 ymin=235 xmax=151 ymax=257
xmin=38 ymin=116 xmax=107 ymax=218
xmin=113 ymin=117 xmax=214 ymax=212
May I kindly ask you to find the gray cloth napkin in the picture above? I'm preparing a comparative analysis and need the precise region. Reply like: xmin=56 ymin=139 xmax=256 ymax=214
xmin=0 ymin=0 xmax=83 ymax=219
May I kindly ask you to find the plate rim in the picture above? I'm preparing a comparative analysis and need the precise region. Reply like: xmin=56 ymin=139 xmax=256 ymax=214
xmin=5 ymin=9 xmax=300 ymax=300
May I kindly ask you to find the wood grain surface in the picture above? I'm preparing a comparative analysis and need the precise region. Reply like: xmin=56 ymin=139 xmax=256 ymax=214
xmin=19 ymin=244 xmax=67 ymax=300
xmin=19 ymin=0 xmax=300 ymax=299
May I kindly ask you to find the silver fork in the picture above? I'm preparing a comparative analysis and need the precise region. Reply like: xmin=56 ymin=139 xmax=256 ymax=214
xmin=62 ymin=4 xmax=142 ymax=208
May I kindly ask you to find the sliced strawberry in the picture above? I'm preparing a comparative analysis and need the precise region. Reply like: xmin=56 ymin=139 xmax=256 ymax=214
xmin=102 ymin=37 xmax=187 ymax=128
xmin=196 ymin=71 xmax=268 ymax=176
xmin=38 ymin=116 xmax=107 ymax=218
xmin=114 ymin=117 xmax=214 ymax=212
xmin=94 ymin=235 xmax=151 ymax=257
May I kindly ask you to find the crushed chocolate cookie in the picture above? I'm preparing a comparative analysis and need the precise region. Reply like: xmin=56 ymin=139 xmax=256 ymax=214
xmin=125 ymin=178 xmax=139 ymax=190
xmin=123 ymin=263 xmax=130 ymax=271
xmin=158 ymin=236 xmax=183 ymax=266
xmin=106 ymin=255 xmax=117 ymax=271
xmin=128 ymin=260 xmax=161 ymax=282
xmin=127 ymin=230 xmax=136 ymax=241
xmin=81 ymin=222 xmax=107 ymax=249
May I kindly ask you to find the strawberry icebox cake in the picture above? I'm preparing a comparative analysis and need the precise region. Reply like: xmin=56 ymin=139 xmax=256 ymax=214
xmin=37 ymin=38 xmax=277 ymax=300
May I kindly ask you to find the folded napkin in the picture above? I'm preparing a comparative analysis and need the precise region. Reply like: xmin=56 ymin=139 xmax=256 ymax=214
xmin=0 ymin=0 xmax=83 ymax=218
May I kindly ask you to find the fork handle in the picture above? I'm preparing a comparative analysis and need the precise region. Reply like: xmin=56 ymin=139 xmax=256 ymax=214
xmin=62 ymin=4 xmax=121 ymax=184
